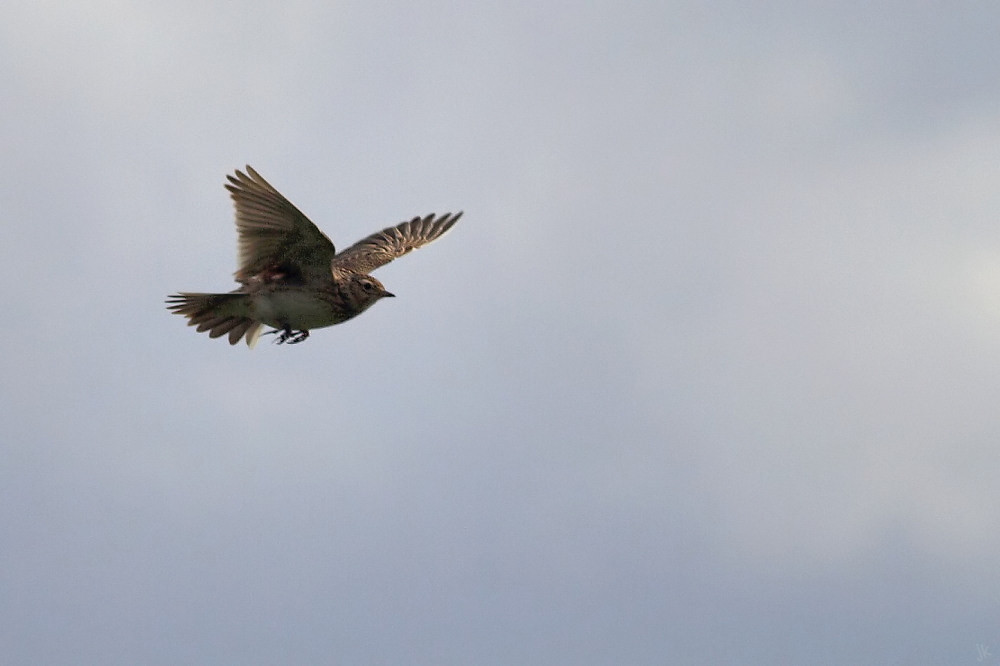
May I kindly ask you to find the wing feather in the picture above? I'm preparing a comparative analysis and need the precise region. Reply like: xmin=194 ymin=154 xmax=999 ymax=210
xmin=332 ymin=212 xmax=463 ymax=274
xmin=225 ymin=166 xmax=337 ymax=283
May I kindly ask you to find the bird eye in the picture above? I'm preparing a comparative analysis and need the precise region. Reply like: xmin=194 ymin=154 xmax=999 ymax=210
xmin=362 ymin=282 xmax=374 ymax=292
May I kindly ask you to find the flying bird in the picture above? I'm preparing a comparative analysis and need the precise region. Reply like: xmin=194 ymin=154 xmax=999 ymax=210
xmin=167 ymin=166 xmax=462 ymax=347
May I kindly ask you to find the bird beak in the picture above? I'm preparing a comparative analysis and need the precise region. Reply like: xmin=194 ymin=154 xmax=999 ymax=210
xmin=383 ymin=291 xmax=395 ymax=298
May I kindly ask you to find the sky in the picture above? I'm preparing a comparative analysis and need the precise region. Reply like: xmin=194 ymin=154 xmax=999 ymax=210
xmin=2 ymin=1 xmax=1000 ymax=663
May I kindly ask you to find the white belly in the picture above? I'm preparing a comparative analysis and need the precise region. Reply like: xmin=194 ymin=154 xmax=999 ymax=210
xmin=251 ymin=290 xmax=349 ymax=330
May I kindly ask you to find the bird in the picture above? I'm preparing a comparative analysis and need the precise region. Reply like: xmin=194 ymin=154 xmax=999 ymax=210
xmin=167 ymin=166 xmax=462 ymax=347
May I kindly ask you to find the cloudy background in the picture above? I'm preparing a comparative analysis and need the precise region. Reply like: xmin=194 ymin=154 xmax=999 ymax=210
xmin=3 ymin=0 xmax=1000 ymax=663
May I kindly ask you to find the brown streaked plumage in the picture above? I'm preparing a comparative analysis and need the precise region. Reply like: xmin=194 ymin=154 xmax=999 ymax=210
xmin=167 ymin=166 xmax=462 ymax=347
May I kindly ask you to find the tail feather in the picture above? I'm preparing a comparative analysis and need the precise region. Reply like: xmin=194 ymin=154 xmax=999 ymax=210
xmin=244 ymin=322 xmax=263 ymax=348
xmin=196 ymin=316 xmax=229 ymax=333
xmin=228 ymin=319 xmax=263 ymax=347
xmin=166 ymin=292 xmax=262 ymax=347
xmin=207 ymin=317 xmax=243 ymax=338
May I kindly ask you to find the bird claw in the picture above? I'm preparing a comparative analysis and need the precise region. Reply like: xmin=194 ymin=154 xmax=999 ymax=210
xmin=283 ymin=330 xmax=309 ymax=344
xmin=264 ymin=326 xmax=310 ymax=344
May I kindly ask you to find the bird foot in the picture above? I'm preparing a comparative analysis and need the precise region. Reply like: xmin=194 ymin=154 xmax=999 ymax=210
xmin=264 ymin=326 xmax=310 ymax=344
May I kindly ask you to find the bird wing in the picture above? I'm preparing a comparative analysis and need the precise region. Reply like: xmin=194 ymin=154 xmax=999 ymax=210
xmin=331 ymin=212 xmax=463 ymax=275
xmin=225 ymin=166 xmax=337 ymax=283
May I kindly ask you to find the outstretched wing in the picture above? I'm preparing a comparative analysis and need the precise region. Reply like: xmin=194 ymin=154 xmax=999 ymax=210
xmin=225 ymin=166 xmax=337 ymax=283
xmin=332 ymin=212 xmax=463 ymax=275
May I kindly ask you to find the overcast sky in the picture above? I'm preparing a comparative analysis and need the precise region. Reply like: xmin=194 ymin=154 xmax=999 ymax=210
xmin=3 ymin=1 xmax=1000 ymax=664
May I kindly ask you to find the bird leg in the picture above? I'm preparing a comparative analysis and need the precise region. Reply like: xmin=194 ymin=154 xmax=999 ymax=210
xmin=285 ymin=329 xmax=309 ymax=344
xmin=264 ymin=325 xmax=310 ymax=345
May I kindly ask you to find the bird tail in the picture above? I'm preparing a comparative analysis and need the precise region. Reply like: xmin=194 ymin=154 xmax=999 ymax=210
xmin=166 ymin=292 xmax=263 ymax=347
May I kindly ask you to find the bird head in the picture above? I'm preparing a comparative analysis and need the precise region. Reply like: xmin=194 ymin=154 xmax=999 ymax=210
xmin=349 ymin=274 xmax=395 ymax=311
